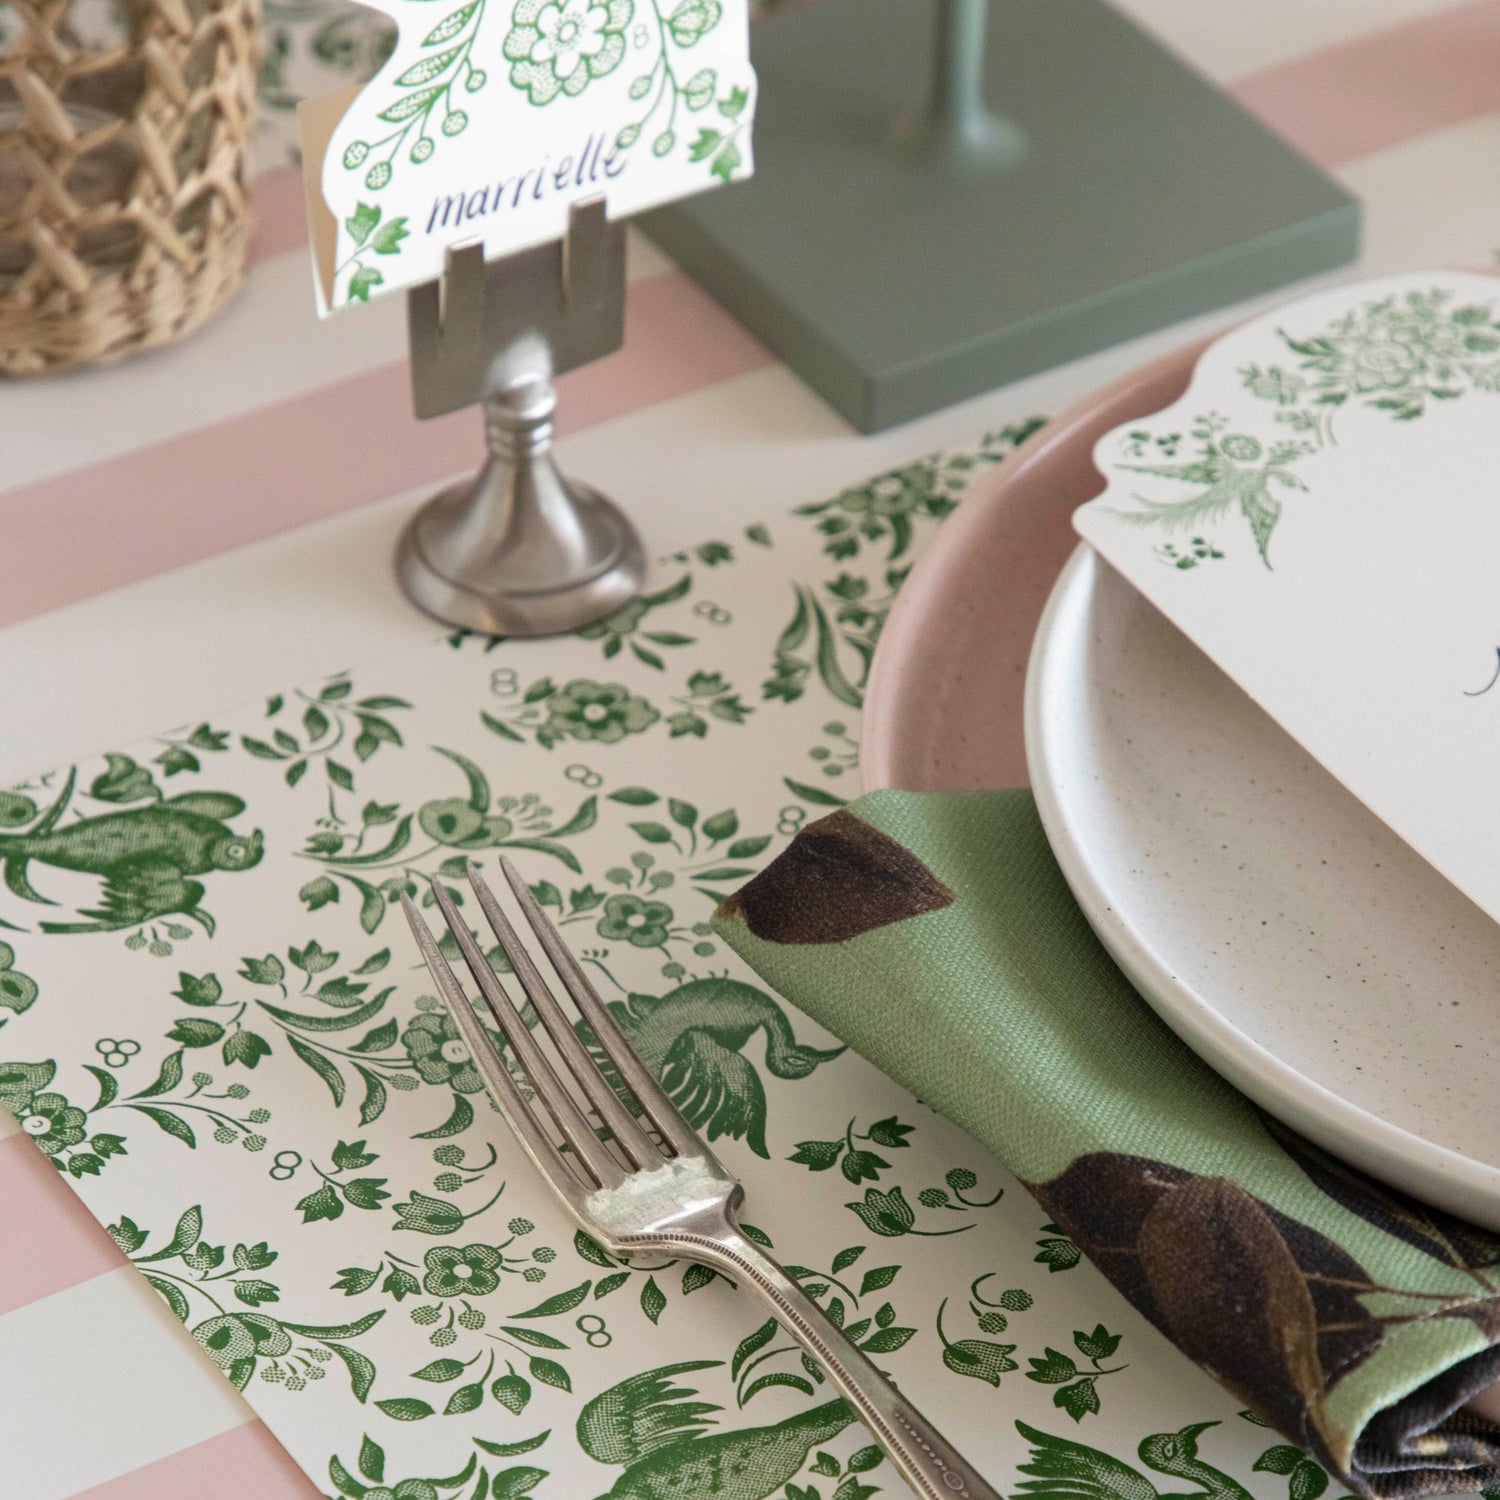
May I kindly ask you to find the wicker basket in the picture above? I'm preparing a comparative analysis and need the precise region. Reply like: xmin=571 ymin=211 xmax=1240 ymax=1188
xmin=0 ymin=0 xmax=261 ymax=376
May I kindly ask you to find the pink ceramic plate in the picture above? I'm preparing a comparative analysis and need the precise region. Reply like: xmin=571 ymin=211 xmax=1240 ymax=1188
xmin=864 ymin=343 xmax=1500 ymax=1228
xmin=863 ymin=345 xmax=1200 ymax=793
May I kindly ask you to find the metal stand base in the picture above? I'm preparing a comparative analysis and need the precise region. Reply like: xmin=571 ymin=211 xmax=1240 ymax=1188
xmin=643 ymin=0 xmax=1360 ymax=433
xmin=395 ymin=375 xmax=646 ymax=637
xmin=395 ymin=492 xmax=645 ymax=638
xmin=396 ymin=201 xmax=644 ymax=637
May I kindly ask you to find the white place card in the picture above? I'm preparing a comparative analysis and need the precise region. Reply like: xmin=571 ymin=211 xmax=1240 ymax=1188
xmin=298 ymin=0 xmax=755 ymax=313
xmin=1076 ymin=270 xmax=1500 ymax=930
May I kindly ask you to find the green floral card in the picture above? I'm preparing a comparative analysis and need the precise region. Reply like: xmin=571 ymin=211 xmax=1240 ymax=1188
xmin=297 ymin=0 xmax=755 ymax=311
xmin=1076 ymin=270 xmax=1500 ymax=935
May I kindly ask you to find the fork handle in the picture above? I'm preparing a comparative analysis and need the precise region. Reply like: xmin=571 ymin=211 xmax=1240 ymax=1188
xmin=693 ymin=1229 xmax=1003 ymax=1500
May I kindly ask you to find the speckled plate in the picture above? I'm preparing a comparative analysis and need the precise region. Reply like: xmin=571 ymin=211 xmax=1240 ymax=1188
xmin=865 ymin=346 xmax=1500 ymax=1229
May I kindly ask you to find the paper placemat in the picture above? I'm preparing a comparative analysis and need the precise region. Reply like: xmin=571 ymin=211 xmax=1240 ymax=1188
xmin=2 ymin=428 xmax=1340 ymax=1500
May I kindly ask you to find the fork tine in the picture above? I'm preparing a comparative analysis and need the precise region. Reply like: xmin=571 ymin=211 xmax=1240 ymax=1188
xmin=466 ymin=864 xmax=661 ymax=1169
xmin=426 ymin=880 xmax=624 ymax=1189
xmin=400 ymin=894 xmax=591 ymax=1202
xmin=498 ymin=856 xmax=706 ymax=1160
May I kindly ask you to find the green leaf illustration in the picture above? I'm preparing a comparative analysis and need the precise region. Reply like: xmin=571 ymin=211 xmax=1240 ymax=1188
xmin=345 ymin=202 xmax=381 ymax=246
xmin=640 ymin=1276 xmax=667 ymax=1324
xmin=131 ymin=1104 xmax=196 ymax=1147
xmin=491 ymin=1372 xmax=533 ymax=1414
xmin=711 ymin=140 xmax=741 ymax=183
xmin=423 ymin=0 xmax=476 ymax=43
xmin=476 ymin=1432 xmax=550 ymax=1461
xmin=348 ymin=266 xmax=384 ymax=303
xmin=732 ymin=1318 xmax=777 ymax=1379
xmin=789 ymin=1138 xmax=842 ymax=1171
xmin=1054 ymin=1377 xmax=1101 ymax=1421
xmin=1027 ymin=1347 xmax=1080 ymax=1384
xmin=375 ymin=1397 xmax=435 ymax=1421
xmin=1256 ymin=1447 xmax=1306 ymax=1476
xmin=173 ymin=971 xmax=223 ymax=1006
xmin=492 ymin=1466 xmax=548 ymax=1500
xmin=445 ymin=1379 xmax=485 ymax=1415
xmin=222 ymin=1029 xmax=271 ymax=1068
xmin=297 ymin=1183 xmax=344 ymax=1223
xmin=860 ymin=1325 xmax=915 ymax=1355
xmin=167 ymin=1017 xmax=224 ymax=1048
xmin=1073 ymin=1324 xmax=1121 ymax=1362
xmin=528 ymin=1356 xmax=571 ymax=1392
xmin=683 ymin=67 xmax=715 ymax=109
xmin=841 ymin=1149 xmax=889 ymax=1185
xmin=360 ymin=1435 xmax=386 ymax=1482
xmin=130 ymin=1048 xmax=184 ymax=1099
xmin=287 ymin=1033 xmax=345 ymax=1106
xmin=143 ymin=1272 xmax=190 ymax=1322
xmin=866 ymin=1116 xmax=913 ymax=1148
xmin=512 ymin=1281 xmax=590 ymax=1318
xmin=239 ymin=954 xmax=286 ymax=986
xmin=503 ymin=1326 xmax=568 ymax=1350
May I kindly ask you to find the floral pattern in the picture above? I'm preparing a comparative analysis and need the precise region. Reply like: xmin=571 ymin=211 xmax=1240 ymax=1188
xmin=543 ymin=678 xmax=659 ymax=743
xmin=503 ymin=0 xmax=632 ymax=103
xmin=1107 ymin=283 xmax=1500 ymax=566
xmin=0 ymin=436 xmax=1348 ymax=1500
xmin=402 ymin=1011 xmax=483 ymax=1092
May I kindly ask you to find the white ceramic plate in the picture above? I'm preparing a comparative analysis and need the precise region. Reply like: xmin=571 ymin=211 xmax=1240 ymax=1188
xmin=1025 ymin=544 xmax=1500 ymax=1228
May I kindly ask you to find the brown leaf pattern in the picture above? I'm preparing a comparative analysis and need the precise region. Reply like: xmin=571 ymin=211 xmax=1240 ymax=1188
xmin=717 ymin=809 xmax=953 ymax=945
xmin=1028 ymin=1149 xmax=1500 ymax=1494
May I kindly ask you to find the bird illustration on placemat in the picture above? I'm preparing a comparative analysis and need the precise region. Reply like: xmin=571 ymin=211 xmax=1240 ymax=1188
xmin=0 ymin=765 xmax=264 ymax=943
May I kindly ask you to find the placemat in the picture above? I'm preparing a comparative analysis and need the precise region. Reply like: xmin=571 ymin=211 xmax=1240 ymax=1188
xmin=2 ymin=425 xmax=1344 ymax=1500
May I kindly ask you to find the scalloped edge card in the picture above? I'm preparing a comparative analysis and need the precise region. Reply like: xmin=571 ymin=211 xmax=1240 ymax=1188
xmin=297 ymin=0 xmax=755 ymax=314
xmin=1075 ymin=269 xmax=1500 ymax=930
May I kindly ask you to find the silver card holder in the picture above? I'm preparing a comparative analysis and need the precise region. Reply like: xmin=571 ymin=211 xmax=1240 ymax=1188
xmin=395 ymin=198 xmax=645 ymax=637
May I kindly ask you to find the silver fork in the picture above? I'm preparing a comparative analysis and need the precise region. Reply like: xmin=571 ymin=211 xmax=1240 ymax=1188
xmin=402 ymin=859 xmax=1001 ymax=1500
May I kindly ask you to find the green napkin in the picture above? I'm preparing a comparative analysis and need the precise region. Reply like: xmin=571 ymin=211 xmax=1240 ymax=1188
xmin=714 ymin=789 xmax=1500 ymax=1500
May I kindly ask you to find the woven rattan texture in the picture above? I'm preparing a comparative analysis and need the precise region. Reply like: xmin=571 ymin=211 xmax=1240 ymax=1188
xmin=0 ymin=0 xmax=260 ymax=375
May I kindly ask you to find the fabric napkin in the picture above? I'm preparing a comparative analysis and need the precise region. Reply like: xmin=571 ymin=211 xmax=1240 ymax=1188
xmin=714 ymin=789 xmax=1500 ymax=1500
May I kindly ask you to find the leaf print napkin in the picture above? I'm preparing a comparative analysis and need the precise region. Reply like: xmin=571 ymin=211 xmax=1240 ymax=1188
xmin=715 ymin=790 xmax=1500 ymax=1500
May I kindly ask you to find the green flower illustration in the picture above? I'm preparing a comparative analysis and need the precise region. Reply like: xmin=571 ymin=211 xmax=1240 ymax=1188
xmin=837 ymin=467 xmax=933 ymax=521
xmin=417 ymin=798 xmax=513 ymax=847
xmin=193 ymin=1311 xmax=293 ymax=1369
xmin=422 ymin=1242 xmax=503 ymax=1296
xmin=504 ymin=0 xmax=632 ymax=105
xmin=18 ymin=1091 xmax=87 ymax=1155
xmin=544 ymin=680 xmax=659 ymax=744
xmin=401 ymin=1011 xmax=482 ymax=1092
xmin=597 ymin=892 xmax=672 ymax=948
xmin=1332 ymin=332 xmax=1425 ymax=394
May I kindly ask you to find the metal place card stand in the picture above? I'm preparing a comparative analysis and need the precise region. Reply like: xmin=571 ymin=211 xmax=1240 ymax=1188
xmin=395 ymin=198 xmax=646 ymax=637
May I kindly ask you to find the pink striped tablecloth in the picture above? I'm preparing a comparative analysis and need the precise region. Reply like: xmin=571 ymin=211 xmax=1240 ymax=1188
xmin=3 ymin=3 xmax=1500 ymax=1494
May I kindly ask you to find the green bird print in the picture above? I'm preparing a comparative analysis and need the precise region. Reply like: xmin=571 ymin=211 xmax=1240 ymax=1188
xmin=1112 ymin=434 xmax=1307 ymax=568
xmin=1014 ymin=1418 xmax=1252 ymax=1500
xmin=0 ymin=784 xmax=264 ymax=937
xmin=576 ymin=1359 xmax=857 ymax=1500
xmin=579 ymin=978 xmax=844 ymax=1158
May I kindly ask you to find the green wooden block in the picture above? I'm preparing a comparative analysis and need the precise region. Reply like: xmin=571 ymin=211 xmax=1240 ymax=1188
xmin=642 ymin=0 xmax=1361 ymax=433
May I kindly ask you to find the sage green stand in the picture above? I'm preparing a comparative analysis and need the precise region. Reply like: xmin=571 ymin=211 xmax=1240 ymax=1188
xmin=641 ymin=0 xmax=1360 ymax=434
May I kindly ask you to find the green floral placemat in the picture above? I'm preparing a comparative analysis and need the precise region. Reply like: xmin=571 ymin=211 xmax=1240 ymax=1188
xmin=2 ymin=424 xmax=1348 ymax=1500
